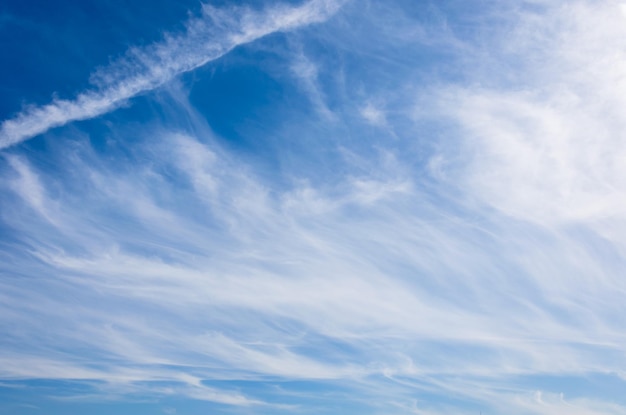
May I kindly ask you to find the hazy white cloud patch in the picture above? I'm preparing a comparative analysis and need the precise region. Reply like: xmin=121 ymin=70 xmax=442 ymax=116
xmin=430 ymin=0 xmax=626 ymax=228
xmin=360 ymin=102 xmax=387 ymax=126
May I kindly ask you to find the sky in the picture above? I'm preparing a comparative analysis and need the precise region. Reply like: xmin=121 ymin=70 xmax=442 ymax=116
xmin=1 ymin=0 xmax=626 ymax=414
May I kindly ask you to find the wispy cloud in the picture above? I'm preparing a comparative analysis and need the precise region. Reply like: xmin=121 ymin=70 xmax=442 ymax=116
xmin=2 ymin=0 xmax=626 ymax=414
xmin=428 ymin=0 xmax=626 ymax=227
xmin=3 ymin=111 xmax=626 ymax=412
xmin=0 ymin=0 xmax=344 ymax=150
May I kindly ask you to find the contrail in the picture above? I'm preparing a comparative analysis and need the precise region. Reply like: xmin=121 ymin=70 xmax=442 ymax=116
xmin=0 ymin=0 xmax=343 ymax=150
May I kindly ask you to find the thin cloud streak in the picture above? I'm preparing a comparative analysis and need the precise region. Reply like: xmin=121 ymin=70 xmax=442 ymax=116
xmin=0 ymin=0 xmax=343 ymax=150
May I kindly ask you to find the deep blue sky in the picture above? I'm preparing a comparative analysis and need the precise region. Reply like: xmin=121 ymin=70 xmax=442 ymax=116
xmin=2 ymin=1 xmax=626 ymax=414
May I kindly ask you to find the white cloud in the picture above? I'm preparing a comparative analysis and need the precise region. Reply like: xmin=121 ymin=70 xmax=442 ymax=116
xmin=430 ymin=0 xmax=626 ymax=227
xmin=3 ymin=124 xmax=625 ymax=404
xmin=4 ymin=156 xmax=51 ymax=219
xmin=0 ymin=0 xmax=344 ymax=150
xmin=3 ymin=1 xmax=626 ymax=414
xmin=360 ymin=102 xmax=387 ymax=126
xmin=289 ymin=47 xmax=336 ymax=120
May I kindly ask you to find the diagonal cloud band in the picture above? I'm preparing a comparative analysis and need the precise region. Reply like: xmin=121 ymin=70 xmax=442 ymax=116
xmin=0 ymin=0 xmax=343 ymax=150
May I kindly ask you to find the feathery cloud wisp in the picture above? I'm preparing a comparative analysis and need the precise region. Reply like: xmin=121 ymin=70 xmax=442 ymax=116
xmin=0 ymin=0 xmax=343 ymax=150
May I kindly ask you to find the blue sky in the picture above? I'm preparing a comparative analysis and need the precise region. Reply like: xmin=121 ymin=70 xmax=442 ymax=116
xmin=2 ymin=0 xmax=626 ymax=414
